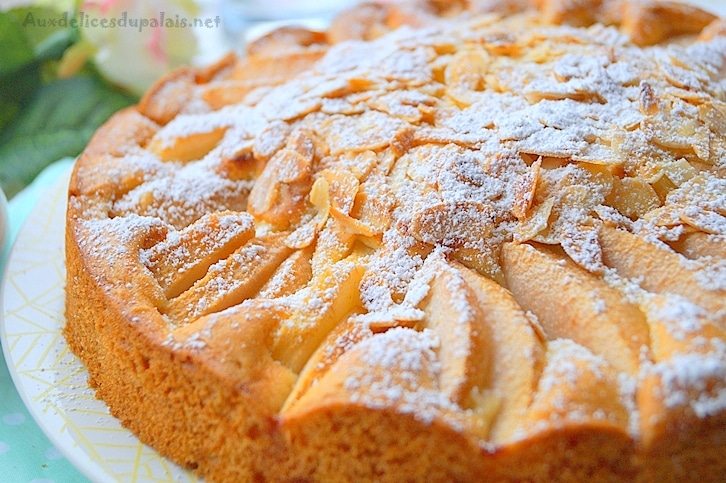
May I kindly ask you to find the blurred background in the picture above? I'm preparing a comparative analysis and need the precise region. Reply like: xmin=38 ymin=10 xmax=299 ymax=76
xmin=0 ymin=0 xmax=363 ymax=199
xmin=0 ymin=0 xmax=725 ymax=198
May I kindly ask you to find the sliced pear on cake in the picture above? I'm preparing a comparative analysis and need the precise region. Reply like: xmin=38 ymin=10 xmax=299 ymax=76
xmin=599 ymin=225 xmax=726 ymax=326
xmin=501 ymin=241 xmax=650 ymax=375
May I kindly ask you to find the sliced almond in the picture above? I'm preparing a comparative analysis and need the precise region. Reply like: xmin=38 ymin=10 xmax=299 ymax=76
xmin=248 ymin=147 xmax=313 ymax=229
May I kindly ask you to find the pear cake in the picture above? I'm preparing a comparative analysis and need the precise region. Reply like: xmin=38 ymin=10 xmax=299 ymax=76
xmin=64 ymin=0 xmax=726 ymax=481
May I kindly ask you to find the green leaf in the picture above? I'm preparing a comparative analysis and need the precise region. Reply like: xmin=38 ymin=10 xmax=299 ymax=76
xmin=0 ymin=7 xmax=76 ymax=76
xmin=5 ymin=7 xmax=74 ymax=52
xmin=0 ymin=13 xmax=35 ymax=76
xmin=0 ymin=6 xmax=78 ymax=135
xmin=34 ymin=25 xmax=77 ymax=61
xmin=0 ymin=74 xmax=136 ymax=198
xmin=0 ymin=128 xmax=93 ymax=198
xmin=0 ymin=98 xmax=20 ymax=135
xmin=0 ymin=62 xmax=43 ymax=136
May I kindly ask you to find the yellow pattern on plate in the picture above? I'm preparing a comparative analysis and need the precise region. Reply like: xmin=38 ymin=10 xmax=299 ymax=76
xmin=0 ymin=165 xmax=198 ymax=482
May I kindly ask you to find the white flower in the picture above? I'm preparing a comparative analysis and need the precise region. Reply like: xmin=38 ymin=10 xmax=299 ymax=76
xmin=79 ymin=0 xmax=201 ymax=95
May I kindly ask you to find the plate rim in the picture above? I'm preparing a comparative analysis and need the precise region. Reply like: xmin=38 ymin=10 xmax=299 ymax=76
xmin=0 ymin=166 xmax=110 ymax=483
xmin=0 ymin=166 xmax=197 ymax=483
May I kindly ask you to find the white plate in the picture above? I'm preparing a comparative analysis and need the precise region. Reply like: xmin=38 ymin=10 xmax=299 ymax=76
xmin=0 ymin=167 xmax=199 ymax=483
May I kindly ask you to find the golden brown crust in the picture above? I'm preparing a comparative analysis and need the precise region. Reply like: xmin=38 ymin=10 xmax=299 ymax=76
xmin=65 ymin=1 xmax=726 ymax=481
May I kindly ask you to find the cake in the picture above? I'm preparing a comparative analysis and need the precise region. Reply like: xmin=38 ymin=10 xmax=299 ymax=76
xmin=64 ymin=0 xmax=726 ymax=481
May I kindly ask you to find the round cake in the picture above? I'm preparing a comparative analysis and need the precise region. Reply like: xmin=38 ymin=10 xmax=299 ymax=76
xmin=64 ymin=0 xmax=726 ymax=481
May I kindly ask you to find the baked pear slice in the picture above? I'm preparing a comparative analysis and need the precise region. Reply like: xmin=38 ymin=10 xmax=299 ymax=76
xmin=501 ymin=241 xmax=650 ymax=375
xmin=280 ymin=314 xmax=374 ymax=413
xmin=272 ymin=256 xmax=366 ymax=373
xmin=456 ymin=265 xmax=547 ymax=444
xmin=173 ymin=300 xmax=298 ymax=413
xmin=492 ymin=338 xmax=636 ymax=481
xmin=636 ymin=294 xmax=726 ymax=482
xmin=418 ymin=256 xmax=548 ymax=442
xmin=148 ymin=126 xmax=228 ymax=163
xmin=161 ymin=301 xmax=297 ymax=479
xmin=142 ymin=210 xmax=255 ymax=299
xmin=163 ymin=233 xmax=292 ymax=324
xmin=281 ymin=327 xmax=488 ymax=482
xmin=599 ymin=225 xmax=726 ymax=326
xmin=670 ymin=231 xmax=726 ymax=261
xmin=257 ymin=244 xmax=314 ymax=299
xmin=418 ymin=259 xmax=494 ymax=411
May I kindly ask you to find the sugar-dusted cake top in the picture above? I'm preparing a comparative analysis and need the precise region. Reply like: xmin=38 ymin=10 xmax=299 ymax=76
xmin=65 ymin=1 xmax=726 ymax=481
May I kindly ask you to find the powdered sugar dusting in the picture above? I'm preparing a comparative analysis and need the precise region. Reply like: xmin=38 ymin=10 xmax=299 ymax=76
xmin=67 ymin=2 xmax=726 ymax=459
xmin=342 ymin=327 xmax=461 ymax=426
xmin=646 ymin=349 xmax=726 ymax=418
